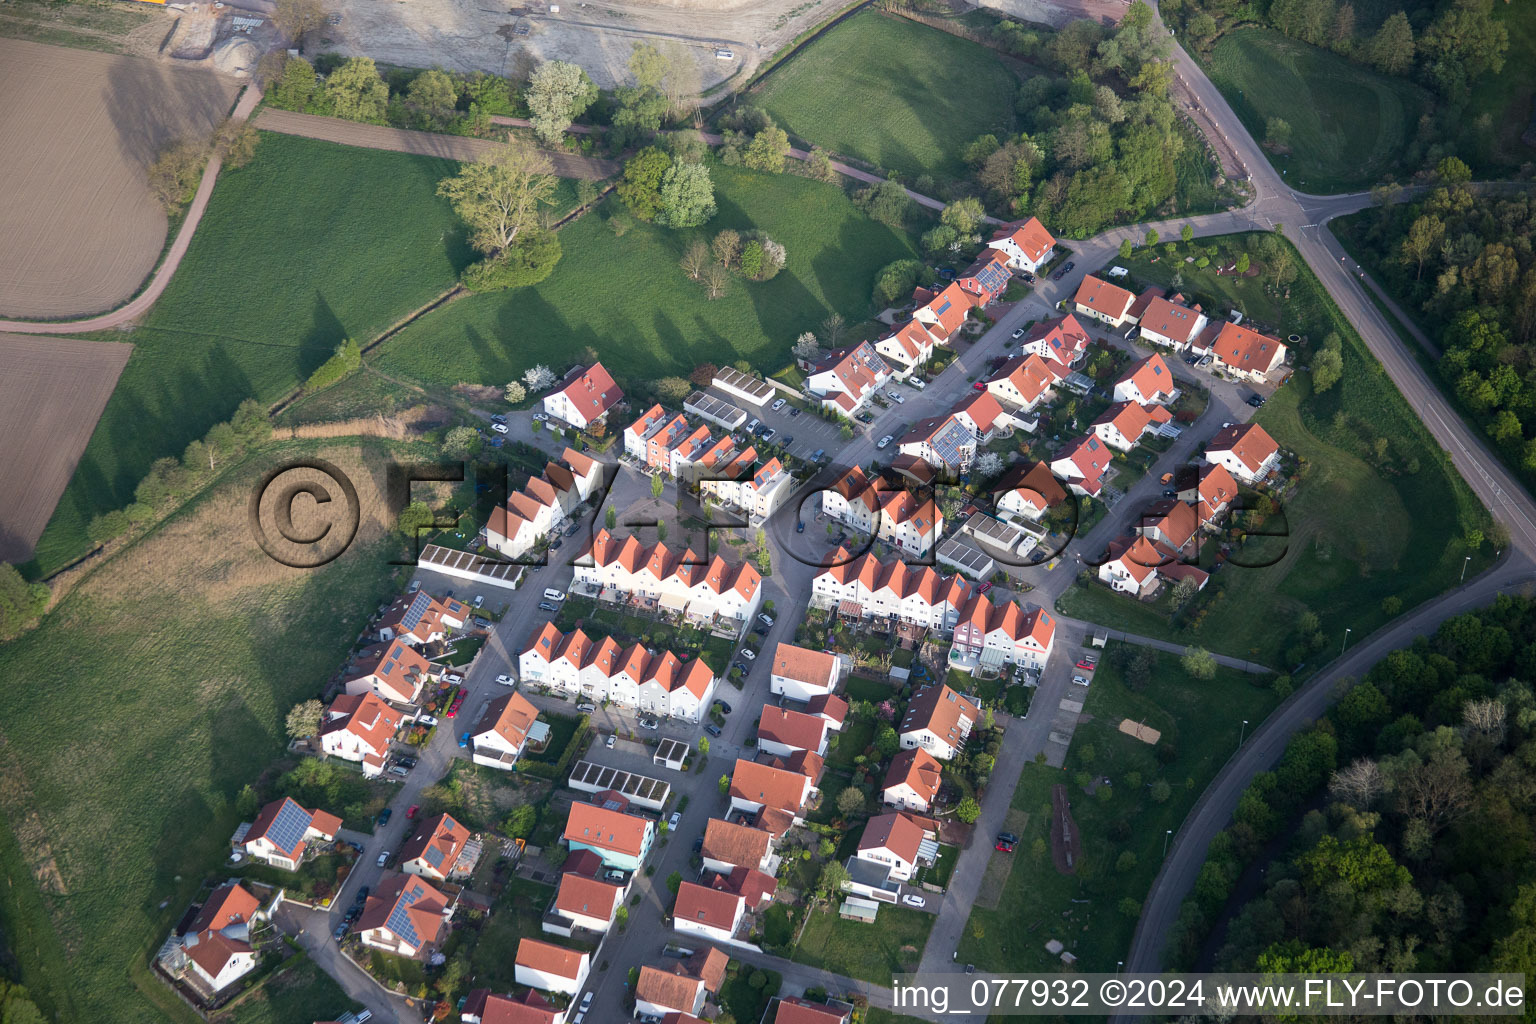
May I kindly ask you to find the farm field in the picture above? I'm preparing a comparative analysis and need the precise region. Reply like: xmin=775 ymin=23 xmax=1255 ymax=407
xmin=0 ymin=38 xmax=239 ymax=318
xmin=0 ymin=440 xmax=406 ymax=1024
xmin=374 ymin=163 xmax=919 ymax=390
xmin=755 ymin=10 xmax=1020 ymax=180
xmin=1056 ymin=232 xmax=1493 ymax=668
xmin=1201 ymin=29 xmax=1431 ymax=193
xmin=29 ymin=131 xmax=474 ymax=577
xmin=0 ymin=334 xmax=132 ymax=562
xmin=957 ymin=645 xmax=1281 ymax=971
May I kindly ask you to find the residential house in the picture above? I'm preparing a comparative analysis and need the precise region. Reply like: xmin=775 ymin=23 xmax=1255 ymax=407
xmin=563 ymin=799 xmax=655 ymax=872
xmin=700 ymin=453 xmax=794 ymax=523
xmin=1134 ymin=499 xmax=1200 ymax=555
xmin=1179 ymin=463 xmax=1240 ymax=528
xmin=1049 ymin=435 xmax=1113 ymax=497
xmin=1114 ymin=353 xmax=1179 ymax=406
xmin=729 ymin=757 xmax=817 ymax=823
xmin=986 ymin=217 xmax=1056 ymax=274
xmin=343 ymin=640 xmax=433 ymax=705
xmin=635 ymin=948 xmax=728 ymax=1019
xmin=810 ymin=551 xmax=972 ymax=633
xmin=239 ymin=798 xmax=341 ymax=871
xmin=806 ymin=342 xmax=893 ymax=417
xmin=1022 ymin=314 xmax=1093 ymax=372
xmin=318 ymin=692 xmax=401 ymax=776
xmin=993 ymin=460 xmax=1069 ymax=523
xmin=855 ymin=811 xmax=931 ymax=882
xmin=700 ymin=818 xmax=777 ymax=875
xmin=951 ymin=390 xmax=1009 ymax=441
xmin=756 ymin=706 xmax=831 ymax=758
xmin=768 ymin=643 xmax=844 ymax=702
xmin=897 ymin=414 xmax=976 ymax=477
xmin=899 ymin=684 xmax=979 ymax=761
xmin=771 ymin=998 xmax=852 ymax=1024
xmin=950 ymin=593 xmax=1056 ymax=670
xmin=399 ymin=813 xmax=475 ymax=883
xmin=1073 ymin=276 xmax=1136 ymax=328
xmin=460 ymin=989 xmax=565 ymax=1024
xmin=1097 ymin=535 xmax=1176 ymax=596
xmin=542 ymin=362 xmax=622 ymax=430
xmin=711 ymin=864 xmax=778 ymax=911
xmin=874 ymin=319 xmax=941 ymax=379
xmin=571 ymin=529 xmax=764 ymax=628
xmin=1204 ymin=422 xmax=1280 ymax=484
xmin=1135 ymin=295 xmax=1208 ymax=352
xmin=1091 ymin=401 xmax=1171 ymax=452
xmin=984 ymin=353 xmax=1060 ymax=414
xmin=955 ymin=248 xmax=1013 ymax=305
xmin=514 ymin=938 xmax=590 ymax=996
xmin=672 ymin=881 xmax=745 ymax=943
xmin=547 ymin=868 xmax=623 ymax=935
xmin=910 ymin=282 xmax=975 ymax=346
xmin=518 ymin=624 xmax=716 ymax=722
xmin=1202 ymin=322 xmax=1287 ymax=381
xmin=376 ymin=591 xmax=467 ymax=646
xmin=882 ymin=747 xmax=944 ymax=813
xmin=470 ymin=690 xmax=543 ymax=770
xmin=180 ymin=927 xmax=257 ymax=994
xmin=819 ymin=467 xmax=943 ymax=555
xmin=356 ymin=874 xmax=449 ymax=958
xmin=187 ymin=882 xmax=264 ymax=936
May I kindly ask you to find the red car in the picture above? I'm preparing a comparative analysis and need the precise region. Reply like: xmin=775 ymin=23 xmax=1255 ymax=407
xmin=406 ymin=804 xmax=420 ymax=819
xmin=995 ymin=839 xmax=1016 ymax=853
xmin=1075 ymin=658 xmax=1097 ymax=671
xmin=976 ymin=581 xmax=993 ymax=595
xmin=972 ymin=381 xmax=987 ymax=391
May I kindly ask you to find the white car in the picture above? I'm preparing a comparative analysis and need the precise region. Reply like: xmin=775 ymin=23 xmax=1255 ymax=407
xmin=668 ymin=811 xmax=682 ymax=830
xmin=886 ymin=389 xmax=904 ymax=404
xmin=740 ymin=648 xmax=756 ymax=661
xmin=771 ymin=397 xmax=786 ymax=411
xmin=640 ymin=718 xmax=660 ymax=730
xmin=758 ymin=613 xmax=775 ymax=627
xmin=581 ymin=992 xmax=593 ymax=1011
xmin=495 ymin=674 xmax=515 ymax=686
xmin=377 ymin=851 xmax=390 ymax=867
xmin=576 ymin=702 xmax=597 ymax=712
xmin=606 ymin=734 xmax=616 ymax=749
xmin=491 ymin=421 xmax=509 ymax=434
xmin=877 ymin=435 xmax=894 ymax=449
xmin=1011 ymin=327 xmax=1026 ymax=340
xmin=443 ymin=672 xmax=465 ymax=684
xmin=1072 ymin=675 xmax=1090 ymax=686
xmin=417 ymin=714 xmax=438 ymax=727
xmin=902 ymin=894 xmax=926 ymax=908
xmin=532 ymin=411 xmax=550 ymax=422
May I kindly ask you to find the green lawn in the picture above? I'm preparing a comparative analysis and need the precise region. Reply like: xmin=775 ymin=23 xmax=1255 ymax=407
xmin=1056 ymin=232 xmax=1493 ymax=669
xmin=29 ymin=132 xmax=475 ymax=576
xmin=1464 ymin=1 xmax=1536 ymax=174
xmin=465 ymin=876 xmax=556 ymax=994
xmin=754 ymin=10 xmax=1020 ymax=180
xmin=0 ymin=441 xmax=404 ymax=1024
xmin=720 ymin=964 xmax=782 ymax=1024
xmin=220 ymin=955 xmax=355 ymax=1024
xmin=791 ymin=904 xmax=934 ymax=984
xmin=1202 ymin=29 xmax=1431 ymax=193
xmin=374 ymin=164 xmax=918 ymax=390
xmin=957 ymin=644 xmax=1281 ymax=972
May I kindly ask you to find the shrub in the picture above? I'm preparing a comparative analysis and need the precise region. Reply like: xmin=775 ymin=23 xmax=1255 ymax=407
xmin=461 ymin=230 xmax=562 ymax=291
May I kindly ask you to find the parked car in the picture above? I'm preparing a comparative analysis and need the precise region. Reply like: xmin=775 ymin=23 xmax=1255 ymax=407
xmin=495 ymin=673 xmax=515 ymax=686
xmin=640 ymin=718 xmax=660 ymax=731
xmin=490 ymin=413 xmax=506 ymax=423
xmin=1051 ymin=260 xmax=1076 ymax=280
xmin=355 ymin=885 xmax=370 ymax=903
xmin=856 ymin=411 xmax=875 ymax=424
xmin=581 ymin=993 xmax=594 ymax=1012
xmin=753 ymin=624 xmax=769 ymax=637
xmin=995 ymin=838 xmax=1016 ymax=852
xmin=885 ymin=389 xmax=904 ymax=404
xmin=771 ymin=398 xmax=787 ymax=412
xmin=606 ymin=733 xmax=616 ymax=749
xmin=544 ymin=588 xmax=567 ymax=602
xmin=976 ymin=581 xmax=993 ymax=595
xmin=443 ymin=672 xmax=465 ymax=684
xmin=377 ymin=807 xmax=393 ymax=826
xmin=908 ymin=377 xmax=926 ymax=390
xmin=565 ymin=520 xmax=581 ymax=536
xmin=577 ymin=702 xmax=597 ymax=712
xmin=488 ymin=437 xmax=505 ymax=448
xmin=902 ymin=894 xmax=926 ymax=908
xmin=1074 ymin=658 xmax=1096 ymax=671
xmin=714 ymin=699 xmax=733 ymax=714
xmin=761 ymin=427 xmax=777 ymax=442
xmin=1247 ymin=393 xmax=1266 ymax=408
xmin=759 ymin=612 xmax=775 ymax=627
xmin=877 ymin=435 xmax=894 ymax=449
xmin=377 ymin=851 xmax=390 ymax=867
xmin=333 ymin=923 xmax=349 ymax=942
xmin=693 ymin=836 xmax=704 ymax=853
xmin=1011 ymin=327 xmax=1026 ymax=340
xmin=782 ymin=436 xmax=794 ymax=448
xmin=538 ymin=601 xmax=559 ymax=612
xmin=1072 ymin=675 xmax=1090 ymax=687
xmin=549 ymin=539 xmax=563 ymax=551
xmin=796 ymin=521 xmax=805 ymax=533
xmin=397 ymin=757 xmax=417 ymax=769
xmin=491 ymin=421 xmax=509 ymax=434
xmin=458 ymin=732 xmax=470 ymax=747
xmin=810 ymin=448 xmax=826 ymax=462
xmin=668 ymin=811 xmax=682 ymax=830
xmin=740 ymin=648 xmax=756 ymax=661
xmin=746 ymin=418 xmax=761 ymax=434
xmin=972 ymin=380 xmax=987 ymax=391
xmin=388 ymin=764 xmax=409 ymax=778
xmin=705 ymin=724 xmax=722 ymax=737
xmin=417 ymin=714 xmax=438 ymax=727
xmin=405 ymin=806 xmax=419 ymax=821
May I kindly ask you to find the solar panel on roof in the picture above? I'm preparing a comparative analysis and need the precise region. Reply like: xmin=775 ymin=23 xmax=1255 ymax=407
xmin=935 ymin=301 xmax=951 ymax=315
xmin=424 ymin=844 xmax=446 ymax=868
xmin=266 ymin=799 xmax=313 ymax=856
xmin=385 ymin=884 xmax=425 ymax=945
xmin=400 ymin=591 xmax=433 ymax=632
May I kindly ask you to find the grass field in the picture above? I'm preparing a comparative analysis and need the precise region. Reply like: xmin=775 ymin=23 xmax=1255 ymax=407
xmin=0 ymin=440 xmax=408 ymax=1024
xmin=374 ymin=164 xmax=918 ymax=389
xmin=219 ymin=955 xmax=353 ymax=1024
xmin=791 ymin=904 xmax=934 ymax=984
xmin=1465 ymin=2 xmax=1536 ymax=174
xmin=1202 ymin=29 xmax=1431 ymax=193
xmin=29 ymin=132 xmax=477 ymax=577
xmin=957 ymin=644 xmax=1281 ymax=971
xmin=754 ymin=10 xmax=1020 ymax=180
xmin=1056 ymin=233 xmax=1493 ymax=668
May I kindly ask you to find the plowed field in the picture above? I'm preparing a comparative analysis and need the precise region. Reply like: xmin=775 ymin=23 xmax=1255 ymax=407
xmin=0 ymin=39 xmax=238 ymax=318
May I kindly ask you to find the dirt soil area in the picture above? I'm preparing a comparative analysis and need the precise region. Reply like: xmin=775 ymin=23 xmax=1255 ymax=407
xmin=324 ymin=0 xmax=850 ymax=89
xmin=974 ymin=807 xmax=1029 ymax=909
xmin=0 ymin=38 xmax=240 ymax=318
xmin=976 ymin=0 xmax=1129 ymax=27
xmin=1049 ymin=783 xmax=1080 ymax=876
xmin=1117 ymin=718 xmax=1162 ymax=744
xmin=0 ymin=334 xmax=133 ymax=563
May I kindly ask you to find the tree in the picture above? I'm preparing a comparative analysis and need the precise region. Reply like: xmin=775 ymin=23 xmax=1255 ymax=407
xmin=739 ymin=240 xmax=764 ymax=279
xmin=718 ymin=774 xmax=731 ymax=796
xmin=655 ymin=377 xmax=691 ymax=402
xmin=629 ymin=41 xmax=667 ymax=90
xmin=1312 ymin=348 xmax=1343 ymax=392
xmin=327 ymin=57 xmax=390 ymax=122
xmin=1400 ymin=214 xmax=1445 ymax=280
xmin=271 ymin=55 xmax=318 ymax=109
xmin=442 ymin=426 xmax=482 ymax=458
xmin=711 ymin=229 xmax=741 ymax=267
xmin=656 ymin=162 xmax=715 ymax=228
xmin=524 ymin=364 xmax=556 ymax=390
xmin=1119 ymin=238 xmax=1134 ymax=260
xmin=617 ymin=146 xmax=672 ymax=221
xmin=854 ymin=180 xmax=910 ymax=227
xmin=1235 ymin=252 xmax=1250 ymax=274
xmin=406 ymin=69 xmax=459 ymax=126
xmin=1182 ymin=646 xmax=1218 ymax=680
xmin=1329 ymin=758 xmax=1384 ymax=808
xmin=816 ymin=860 xmax=850 ymax=898
xmin=1145 ymin=228 xmax=1159 ymax=246
xmin=1150 ymin=779 xmax=1172 ymax=803
xmin=461 ymin=230 xmax=561 ymax=291
xmin=215 ymin=119 xmax=260 ymax=169
xmin=504 ymin=380 xmax=526 ymax=404
xmin=941 ymin=197 xmax=986 ymax=237
xmin=1181 ymin=223 xmax=1195 ymax=245
xmin=1366 ymin=11 xmax=1415 ymax=74
xmin=956 ymin=796 xmax=981 ymax=824
xmin=701 ymin=261 xmax=730 ymax=300
xmin=974 ymin=452 xmax=1004 ymax=478
xmin=274 ymin=0 xmax=326 ymax=46
xmin=793 ymin=332 xmax=820 ymax=360
xmin=1421 ymin=0 xmax=1508 ymax=92
xmin=0 ymin=564 xmax=48 ymax=640
xmin=1116 ymin=850 xmax=1137 ymax=873
xmin=398 ymin=500 xmax=436 ymax=537
xmin=147 ymin=137 xmax=207 ymax=214
xmin=698 ymin=736 xmax=711 ymax=755
xmin=873 ymin=259 xmax=923 ymax=306
xmin=503 ymin=804 xmax=537 ymax=838
xmin=680 ymin=239 xmax=709 ymax=281
xmin=286 ymin=699 xmax=323 ymax=739
xmin=651 ymin=474 xmax=665 ymax=499
xmin=605 ymin=507 xmax=617 ymax=530
xmin=743 ymin=123 xmax=791 ymax=173
xmin=526 ymin=60 xmax=598 ymax=145
xmin=804 ymin=146 xmax=837 ymax=182
xmin=836 ymin=786 xmax=867 ymax=816
xmin=874 ymin=724 xmax=899 ymax=758
xmin=438 ymin=141 xmax=558 ymax=256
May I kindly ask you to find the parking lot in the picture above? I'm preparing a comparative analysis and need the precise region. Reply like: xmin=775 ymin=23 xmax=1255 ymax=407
xmin=702 ymin=385 xmax=849 ymax=465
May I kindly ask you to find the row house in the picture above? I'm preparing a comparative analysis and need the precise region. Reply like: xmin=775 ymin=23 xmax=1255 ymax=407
xmin=486 ymin=448 xmax=605 ymax=560
xmin=950 ymin=593 xmax=1057 ymax=671
xmin=1073 ymin=275 xmax=1137 ymax=328
xmin=806 ymin=341 xmax=893 ymax=416
xmin=1022 ymin=314 xmax=1092 ymax=372
xmin=874 ymin=319 xmax=943 ymax=380
xmin=820 ymin=466 xmax=944 ymax=555
xmin=986 ymin=216 xmax=1057 ymax=274
xmin=572 ymin=528 xmax=764 ymax=628
xmin=564 ymin=798 xmax=655 ymax=872
xmin=514 ymin=937 xmax=590 ymax=997
xmin=625 ymin=405 xmax=715 ymax=478
xmin=1091 ymin=400 xmax=1172 ymax=452
xmin=899 ymin=683 xmax=979 ymax=761
xmin=700 ymin=452 xmax=794 ymax=524
xmin=1049 ymin=435 xmax=1113 ymax=498
xmin=341 ymin=638 xmax=432 ymax=705
xmin=1114 ymin=352 xmax=1179 ymax=406
xmin=318 ymin=691 xmax=401 ymax=776
xmin=542 ymin=361 xmax=623 ymax=430
xmin=519 ymin=623 xmax=717 ymax=722
xmin=910 ymin=281 xmax=976 ymax=346
xmin=810 ymin=549 xmax=972 ymax=633
xmin=897 ymin=414 xmax=976 ymax=477
xmin=1204 ymin=422 xmax=1280 ymax=484
xmin=985 ymin=352 xmax=1061 ymax=415
xmin=993 ymin=460 xmax=1070 ymax=523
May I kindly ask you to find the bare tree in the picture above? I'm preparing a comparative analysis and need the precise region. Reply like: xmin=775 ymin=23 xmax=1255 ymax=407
xmin=703 ymin=261 xmax=730 ymax=300
xmin=680 ymin=239 xmax=709 ymax=281
xmin=659 ymin=42 xmax=701 ymax=117
xmin=1462 ymin=697 xmax=1506 ymax=745
xmin=1328 ymin=758 xmax=1384 ymax=809
xmin=274 ymin=0 xmax=327 ymax=47
xmin=1394 ymin=749 xmax=1473 ymax=832
xmin=821 ymin=312 xmax=846 ymax=349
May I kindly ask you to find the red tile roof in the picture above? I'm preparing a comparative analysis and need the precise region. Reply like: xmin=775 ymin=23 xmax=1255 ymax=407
xmin=1206 ymin=422 xmax=1279 ymax=474
xmin=701 ymin=817 xmax=773 ymax=869
xmin=356 ymin=874 xmax=447 ymax=949
xmin=183 ymin=927 xmax=251 ymax=979
xmin=636 ymin=965 xmax=704 ymax=1014
xmin=990 ymin=216 xmax=1056 ymax=264
xmin=771 ymin=643 xmax=838 ymax=687
xmin=884 ymin=747 xmax=943 ymax=803
xmin=399 ymin=813 xmax=470 ymax=877
xmin=1073 ymin=276 xmax=1135 ymax=320
xmin=565 ymin=801 xmax=652 ymax=858
xmin=757 ymin=706 xmax=828 ymax=753
xmin=1209 ymin=322 xmax=1285 ymax=373
xmin=1118 ymin=352 xmax=1176 ymax=400
xmin=556 ymin=871 xmax=622 ymax=922
xmin=729 ymin=758 xmax=810 ymax=814
xmin=189 ymin=883 xmax=262 ymax=935
xmin=478 ymin=989 xmax=562 ymax=1024
xmin=473 ymin=690 xmax=540 ymax=751
xmin=515 ymin=937 xmax=587 ymax=980
xmin=1138 ymin=296 xmax=1205 ymax=345
xmin=900 ymin=684 xmax=979 ymax=748
xmin=860 ymin=811 xmax=928 ymax=864
xmin=554 ymin=362 xmax=623 ymax=420
xmin=674 ymin=880 xmax=743 ymax=932
xmin=773 ymin=998 xmax=851 ymax=1023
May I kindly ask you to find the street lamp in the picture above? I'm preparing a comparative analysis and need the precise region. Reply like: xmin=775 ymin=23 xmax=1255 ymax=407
xmin=1163 ymin=829 xmax=1173 ymax=857
xmin=1340 ymin=627 xmax=1351 ymax=655
xmin=1462 ymin=554 xmax=1472 ymax=582
xmin=1117 ymin=961 xmax=1124 ymax=975
xmin=1239 ymin=719 xmax=1249 ymax=747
